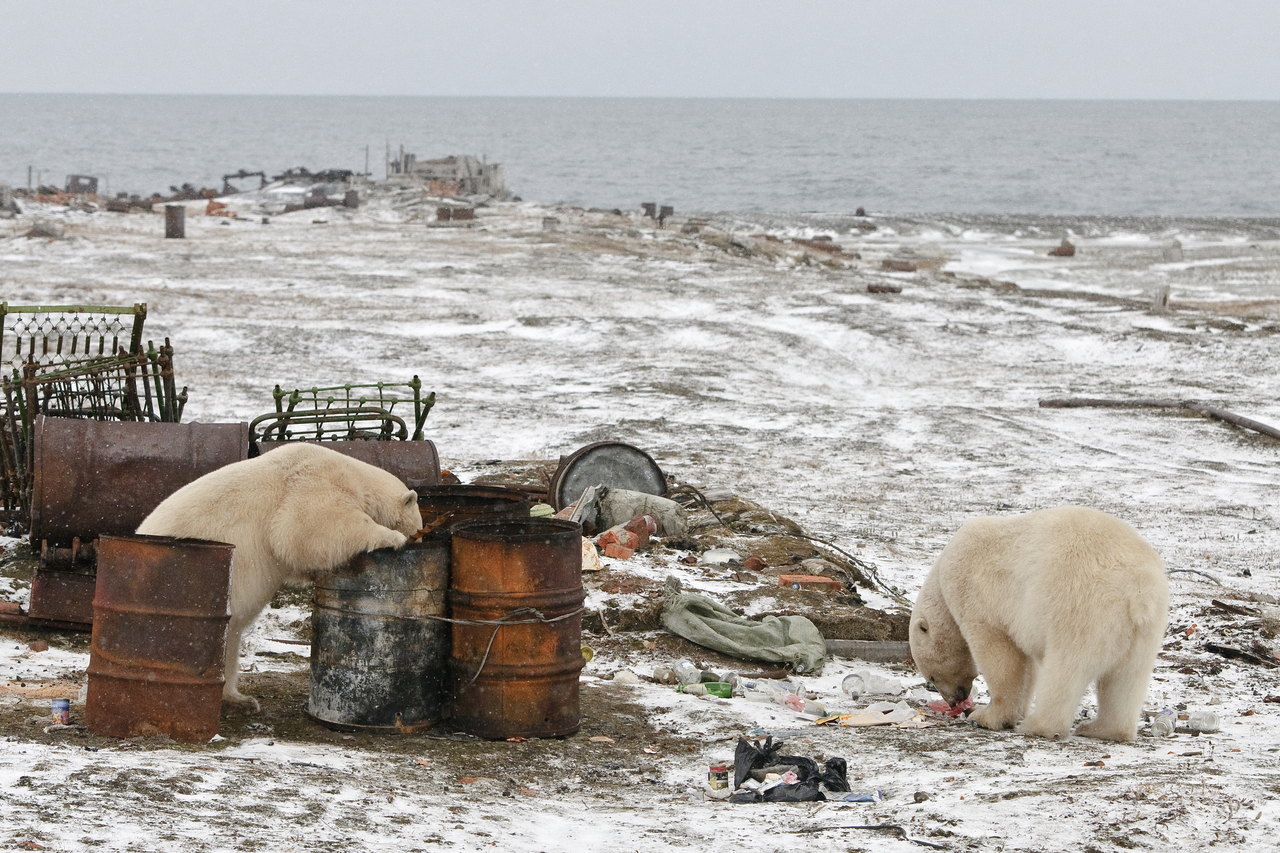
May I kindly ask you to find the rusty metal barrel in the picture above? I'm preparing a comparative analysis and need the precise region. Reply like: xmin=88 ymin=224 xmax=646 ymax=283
xmin=258 ymin=439 xmax=441 ymax=490
xmin=449 ymin=518 xmax=584 ymax=738
xmin=308 ymin=539 xmax=451 ymax=733
xmin=85 ymin=534 xmax=233 ymax=742
xmin=31 ymin=416 xmax=249 ymax=550
xmin=417 ymin=485 xmax=531 ymax=539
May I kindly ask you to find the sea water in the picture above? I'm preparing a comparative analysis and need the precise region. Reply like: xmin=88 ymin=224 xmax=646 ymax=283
xmin=2 ymin=94 xmax=1279 ymax=216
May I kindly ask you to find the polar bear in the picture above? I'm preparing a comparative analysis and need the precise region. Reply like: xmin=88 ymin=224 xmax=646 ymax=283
xmin=910 ymin=506 xmax=1168 ymax=742
xmin=136 ymin=442 xmax=423 ymax=711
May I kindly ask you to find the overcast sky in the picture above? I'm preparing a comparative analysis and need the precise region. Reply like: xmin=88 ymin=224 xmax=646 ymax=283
xmin=2 ymin=0 xmax=1278 ymax=100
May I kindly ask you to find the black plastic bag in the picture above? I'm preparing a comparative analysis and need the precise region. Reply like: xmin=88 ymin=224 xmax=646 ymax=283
xmin=730 ymin=736 xmax=849 ymax=803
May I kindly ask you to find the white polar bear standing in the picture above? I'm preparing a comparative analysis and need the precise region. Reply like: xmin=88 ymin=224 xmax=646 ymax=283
xmin=910 ymin=506 xmax=1169 ymax=742
xmin=136 ymin=442 xmax=423 ymax=710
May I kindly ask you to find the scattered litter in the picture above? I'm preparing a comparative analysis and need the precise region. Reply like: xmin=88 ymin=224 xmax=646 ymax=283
xmin=837 ymin=700 xmax=923 ymax=727
xmin=701 ymin=549 xmax=741 ymax=565
xmin=727 ymin=735 xmax=849 ymax=803
xmin=612 ymin=669 xmax=639 ymax=685
xmin=581 ymin=537 xmax=604 ymax=571
xmin=842 ymin=670 xmax=906 ymax=699
xmin=1188 ymin=710 xmax=1219 ymax=733
xmin=678 ymin=682 xmax=732 ymax=698
xmin=778 ymin=574 xmax=842 ymax=592
xmin=661 ymin=576 xmax=827 ymax=673
xmin=599 ymin=490 xmax=686 ymax=536
xmin=708 ymin=763 xmax=730 ymax=790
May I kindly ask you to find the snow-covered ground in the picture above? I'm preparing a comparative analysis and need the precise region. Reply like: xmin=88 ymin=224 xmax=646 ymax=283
xmin=2 ymin=195 xmax=1280 ymax=851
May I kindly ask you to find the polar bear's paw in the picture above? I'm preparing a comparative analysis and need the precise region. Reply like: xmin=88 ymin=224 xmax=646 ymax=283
xmin=1073 ymin=718 xmax=1136 ymax=742
xmin=968 ymin=704 xmax=1019 ymax=731
xmin=223 ymin=688 xmax=262 ymax=713
xmin=1017 ymin=712 xmax=1073 ymax=741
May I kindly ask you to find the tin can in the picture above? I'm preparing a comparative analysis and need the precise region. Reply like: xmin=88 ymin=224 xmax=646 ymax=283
xmin=708 ymin=764 xmax=729 ymax=790
xmin=51 ymin=698 xmax=70 ymax=725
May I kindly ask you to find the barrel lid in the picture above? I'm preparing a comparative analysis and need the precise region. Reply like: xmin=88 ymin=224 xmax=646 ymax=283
xmin=548 ymin=441 xmax=666 ymax=510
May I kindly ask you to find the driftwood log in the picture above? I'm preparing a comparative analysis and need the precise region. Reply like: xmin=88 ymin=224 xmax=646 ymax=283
xmin=1039 ymin=398 xmax=1280 ymax=442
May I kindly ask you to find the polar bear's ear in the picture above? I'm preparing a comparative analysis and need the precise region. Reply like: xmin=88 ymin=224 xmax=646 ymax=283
xmin=402 ymin=490 xmax=416 ymax=507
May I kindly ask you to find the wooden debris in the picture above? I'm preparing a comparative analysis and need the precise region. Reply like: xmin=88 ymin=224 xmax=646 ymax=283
xmin=1039 ymin=397 xmax=1280 ymax=442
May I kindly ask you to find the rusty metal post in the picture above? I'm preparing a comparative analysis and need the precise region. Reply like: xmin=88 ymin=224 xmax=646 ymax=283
xmin=164 ymin=204 xmax=184 ymax=238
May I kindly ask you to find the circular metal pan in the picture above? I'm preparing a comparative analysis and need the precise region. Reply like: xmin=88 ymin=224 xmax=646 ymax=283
xmin=548 ymin=441 xmax=667 ymax=510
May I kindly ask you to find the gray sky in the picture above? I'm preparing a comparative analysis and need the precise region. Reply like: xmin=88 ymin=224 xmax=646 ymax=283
xmin=3 ymin=0 xmax=1278 ymax=100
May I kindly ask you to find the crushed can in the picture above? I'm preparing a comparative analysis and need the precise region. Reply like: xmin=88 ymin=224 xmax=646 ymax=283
xmin=708 ymin=764 xmax=729 ymax=790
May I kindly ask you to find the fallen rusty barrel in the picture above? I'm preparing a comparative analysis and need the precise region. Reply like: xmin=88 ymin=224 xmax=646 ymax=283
xmin=257 ymin=439 xmax=441 ymax=490
xmin=31 ymin=416 xmax=249 ymax=552
xmin=308 ymin=539 xmax=451 ymax=733
xmin=449 ymin=518 xmax=584 ymax=739
xmin=85 ymin=534 xmax=233 ymax=742
xmin=417 ymin=485 xmax=531 ymax=539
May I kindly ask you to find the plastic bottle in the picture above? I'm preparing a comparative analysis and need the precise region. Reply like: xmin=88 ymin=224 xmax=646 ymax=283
xmin=673 ymin=660 xmax=702 ymax=686
xmin=841 ymin=673 xmax=865 ymax=700
xmin=1187 ymin=710 xmax=1219 ymax=733
xmin=755 ymin=678 xmax=805 ymax=699
xmin=1151 ymin=709 xmax=1176 ymax=737
xmin=652 ymin=666 xmax=678 ymax=685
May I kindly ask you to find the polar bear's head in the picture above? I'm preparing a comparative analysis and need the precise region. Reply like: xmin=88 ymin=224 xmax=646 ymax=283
xmin=909 ymin=577 xmax=978 ymax=707
xmin=376 ymin=485 xmax=424 ymax=537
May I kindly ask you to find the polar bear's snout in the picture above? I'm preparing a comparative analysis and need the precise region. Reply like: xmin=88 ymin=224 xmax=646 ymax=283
xmin=925 ymin=674 xmax=974 ymax=707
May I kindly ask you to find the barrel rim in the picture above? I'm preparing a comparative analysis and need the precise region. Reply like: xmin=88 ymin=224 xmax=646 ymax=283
xmin=99 ymin=532 xmax=237 ymax=552
xmin=416 ymin=483 xmax=530 ymax=499
xmin=450 ymin=517 xmax=582 ymax=542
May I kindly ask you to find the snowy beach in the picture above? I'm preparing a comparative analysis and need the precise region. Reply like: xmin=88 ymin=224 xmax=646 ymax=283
xmin=3 ymin=193 xmax=1280 ymax=851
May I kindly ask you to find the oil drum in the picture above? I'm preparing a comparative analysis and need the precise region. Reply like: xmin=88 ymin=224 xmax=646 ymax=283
xmin=85 ymin=534 xmax=234 ymax=742
xmin=308 ymin=539 xmax=451 ymax=732
xmin=449 ymin=518 xmax=584 ymax=738
xmin=31 ymin=416 xmax=249 ymax=549
xmin=417 ymin=485 xmax=531 ymax=539
xmin=257 ymin=439 xmax=441 ymax=490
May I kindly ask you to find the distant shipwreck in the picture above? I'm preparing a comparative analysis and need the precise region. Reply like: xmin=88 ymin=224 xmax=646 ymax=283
xmin=384 ymin=148 xmax=510 ymax=201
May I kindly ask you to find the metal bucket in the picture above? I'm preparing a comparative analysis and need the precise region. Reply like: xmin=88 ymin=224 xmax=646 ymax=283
xmin=31 ymin=417 xmax=249 ymax=550
xmin=308 ymin=539 xmax=451 ymax=733
xmin=449 ymin=518 xmax=584 ymax=738
xmin=417 ymin=485 xmax=531 ymax=539
xmin=85 ymin=534 xmax=233 ymax=742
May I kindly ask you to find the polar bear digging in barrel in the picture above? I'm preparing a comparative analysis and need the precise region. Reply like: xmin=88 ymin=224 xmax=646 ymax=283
xmin=910 ymin=506 xmax=1168 ymax=741
xmin=137 ymin=442 xmax=423 ymax=710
